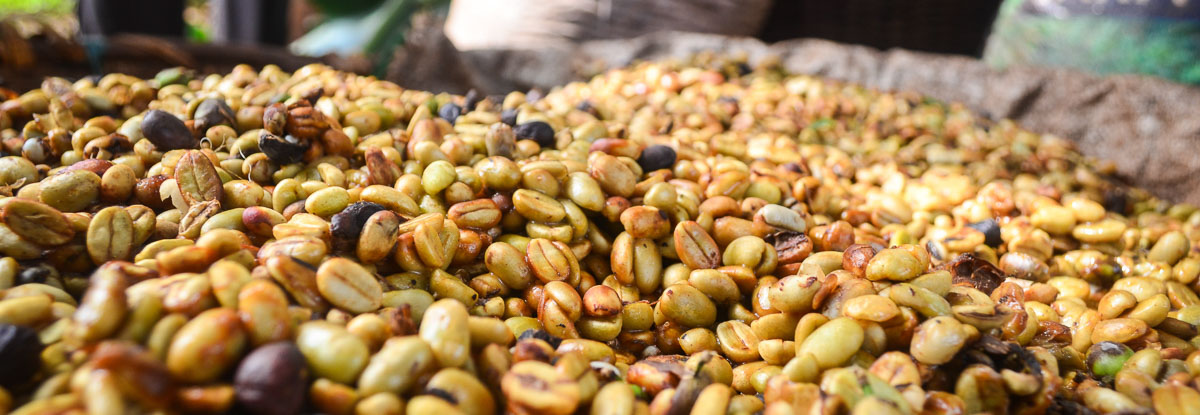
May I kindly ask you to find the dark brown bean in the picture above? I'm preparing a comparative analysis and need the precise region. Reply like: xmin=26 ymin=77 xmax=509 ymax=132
xmin=193 ymin=98 xmax=236 ymax=132
xmin=0 ymin=323 xmax=42 ymax=388
xmin=330 ymin=202 xmax=387 ymax=253
xmin=257 ymin=131 xmax=307 ymax=164
xmin=142 ymin=109 xmax=198 ymax=150
xmin=135 ymin=175 xmax=172 ymax=210
xmin=514 ymin=121 xmax=555 ymax=148
xmin=767 ymin=231 xmax=812 ymax=264
xmin=637 ymin=145 xmax=676 ymax=172
xmin=842 ymin=244 xmax=877 ymax=278
xmin=234 ymin=342 xmax=308 ymax=415
xmin=285 ymin=105 xmax=328 ymax=140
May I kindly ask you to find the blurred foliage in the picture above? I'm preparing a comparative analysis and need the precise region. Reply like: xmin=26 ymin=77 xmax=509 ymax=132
xmin=985 ymin=0 xmax=1200 ymax=84
xmin=291 ymin=0 xmax=448 ymax=76
xmin=0 ymin=0 xmax=75 ymax=15
xmin=309 ymin=0 xmax=383 ymax=16
xmin=183 ymin=0 xmax=209 ymax=43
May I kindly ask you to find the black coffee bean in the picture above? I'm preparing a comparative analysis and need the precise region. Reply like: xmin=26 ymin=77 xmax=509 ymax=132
xmin=141 ymin=109 xmax=198 ymax=150
xmin=576 ymin=100 xmax=596 ymax=115
xmin=463 ymin=89 xmax=481 ymax=112
xmin=514 ymin=121 xmax=555 ymax=149
xmin=637 ymin=145 xmax=676 ymax=172
xmin=234 ymin=342 xmax=308 ymax=415
xmin=518 ymin=329 xmax=562 ymax=349
xmin=1104 ymin=188 xmax=1128 ymax=216
xmin=500 ymin=109 xmax=518 ymax=126
xmin=926 ymin=240 xmax=945 ymax=261
xmin=438 ymin=102 xmax=462 ymax=124
xmin=0 ymin=324 xmax=43 ymax=387
xmin=967 ymin=219 xmax=1003 ymax=247
xmin=16 ymin=265 xmax=51 ymax=286
xmin=257 ymin=131 xmax=308 ymax=165
xmin=193 ymin=98 xmax=236 ymax=132
xmin=330 ymin=202 xmax=387 ymax=252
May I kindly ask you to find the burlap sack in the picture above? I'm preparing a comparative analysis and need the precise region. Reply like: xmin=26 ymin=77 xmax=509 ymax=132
xmin=390 ymin=28 xmax=1200 ymax=204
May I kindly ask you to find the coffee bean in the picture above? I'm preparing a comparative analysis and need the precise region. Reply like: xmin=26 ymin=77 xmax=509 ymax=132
xmin=263 ymin=103 xmax=287 ymax=136
xmin=576 ymin=100 xmax=596 ymax=115
xmin=0 ymin=323 xmax=43 ymax=387
xmin=463 ymin=89 xmax=481 ymax=111
xmin=135 ymin=175 xmax=172 ymax=210
xmin=16 ymin=265 xmax=51 ymax=286
xmin=193 ymin=98 xmax=236 ymax=132
xmin=330 ymin=202 xmax=387 ymax=252
xmin=154 ymin=67 xmax=192 ymax=86
xmin=141 ymin=109 xmax=198 ymax=150
xmin=439 ymin=102 xmax=462 ymax=124
xmin=515 ymin=121 xmax=555 ymax=149
xmin=234 ymin=342 xmax=308 ymax=415
xmin=1104 ymin=188 xmax=1128 ymax=216
xmin=517 ymin=329 xmax=562 ymax=349
xmin=500 ymin=109 xmax=518 ymax=126
xmin=966 ymin=219 xmax=1002 ymax=247
xmin=767 ymin=231 xmax=812 ymax=264
xmin=257 ymin=131 xmax=307 ymax=165
xmin=637 ymin=145 xmax=676 ymax=172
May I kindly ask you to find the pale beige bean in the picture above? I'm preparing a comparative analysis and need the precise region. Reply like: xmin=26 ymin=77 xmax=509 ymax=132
xmin=426 ymin=368 xmax=495 ymax=415
xmin=420 ymin=298 xmax=471 ymax=368
xmin=316 ymin=258 xmax=383 ymax=313
xmin=591 ymin=381 xmax=635 ymax=415
xmin=910 ymin=316 xmax=968 ymax=365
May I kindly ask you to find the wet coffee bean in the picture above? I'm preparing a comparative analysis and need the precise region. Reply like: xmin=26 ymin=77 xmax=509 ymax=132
xmin=258 ymin=131 xmax=308 ymax=164
xmin=1104 ymin=188 xmax=1128 ymax=215
xmin=966 ymin=219 xmax=1002 ymax=247
xmin=154 ymin=67 xmax=192 ymax=86
xmin=142 ymin=109 xmax=198 ymax=150
xmin=637 ymin=145 xmax=676 ymax=172
xmin=767 ymin=231 xmax=812 ymax=264
xmin=463 ymin=89 xmax=481 ymax=111
xmin=135 ymin=175 xmax=172 ymax=210
xmin=0 ymin=323 xmax=43 ymax=387
xmin=576 ymin=100 xmax=596 ymax=115
xmin=193 ymin=99 xmax=236 ymax=132
xmin=517 ymin=329 xmax=563 ymax=349
xmin=439 ymin=103 xmax=463 ymax=124
xmin=500 ymin=109 xmax=518 ymax=126
xmin=234 ymin=342 xmax=308 ymax=415
xmin=16 ymin=265 xmax=51 ymax=286
xmin=330 ymin=202 xmax=387 ymax=252
xmin=515 ymin=121 xmax=555 ymax=148
xmin=1086 ymin=341 xmax=1133 ymax=379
